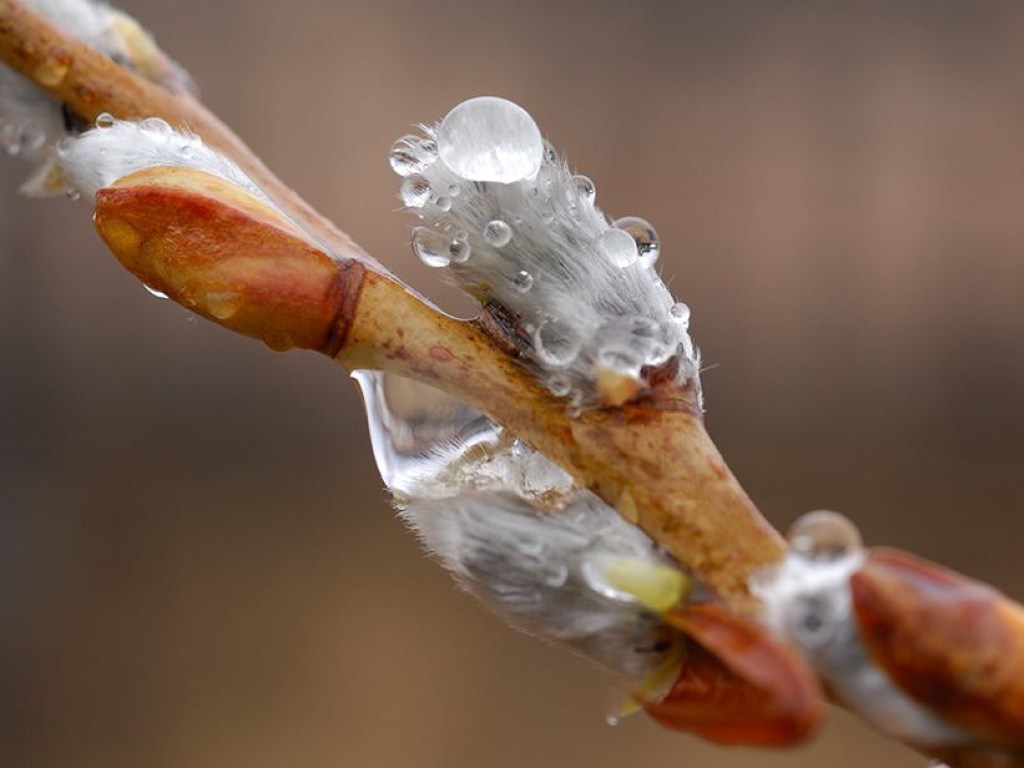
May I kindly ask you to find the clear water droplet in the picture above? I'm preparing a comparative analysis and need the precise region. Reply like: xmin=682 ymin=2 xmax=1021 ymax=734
xmin=95 ymin=112 xmax=115 ymax=129
xmin=64 ymin=187 xmax=81 ymax=201
xmin=435 ymin=196 xmax=452 ymax=212
xmin=787 ymin=510 xmax=862 ymax=562
xmin=670 ymin=302 xmax=691 ymax=325
xmin=448 ymin=236 xmax=471 ymax=264
xmin=533 ymin=318 xmax=581 ymax=369
xmin=548 ymin=373 xmax=572 ymax=397
xmin=139 ymin=117 xmax=171 ymax=133
xmin=437 ymin=97 xmax=544 ymax=183
xmin=447 ymin=183 xmax=460 ymax=197
xmin=388 ymin=134 xmax=438 ymax=177
xmin=412 ymin=227 xmax=450 ymax=268
xmin=572 ymin=174 xmax=596 ymax=204
xmin=613 ymin=216 xmax=660 ymax=268
xmin=598 ymin=228 xmax=639 ymax=268
xmin=143 ymin=283 xmax=169 ymax=300
xmin=512 ymin=270 xmax=533 ymax=293
xmin=483 ymin=219 xmax=512 ymax=247
xmin=400 ymin=174 xmax=431 ymax=208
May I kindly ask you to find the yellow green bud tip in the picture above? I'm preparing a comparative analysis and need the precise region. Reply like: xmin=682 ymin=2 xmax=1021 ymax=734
xmin=602 ymin=557 xmax=691 ymax=613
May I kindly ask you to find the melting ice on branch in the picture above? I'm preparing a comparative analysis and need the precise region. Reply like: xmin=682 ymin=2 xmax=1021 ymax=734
xmin=391 ymin=96 xmax=700 ymax=409
xmin=354 ymin=370 xmax=691 ymax=691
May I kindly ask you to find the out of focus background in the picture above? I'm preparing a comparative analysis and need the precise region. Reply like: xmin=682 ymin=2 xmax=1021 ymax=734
xmin=2 ymin=1 xmax=1024 ymax=766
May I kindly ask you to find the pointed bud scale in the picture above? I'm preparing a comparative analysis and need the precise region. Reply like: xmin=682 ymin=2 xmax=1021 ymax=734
xmin=852 ymin=548 xmax=1024 ymax=750
xmin=645 ymin=603 xmax=824 ymax=746
xmin=94 ymin=165 xmax=365 ymax=353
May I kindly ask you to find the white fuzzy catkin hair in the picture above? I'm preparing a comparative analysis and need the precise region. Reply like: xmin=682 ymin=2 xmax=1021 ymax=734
xmin=390 ymin=97 xmax=700 ymax=409
xmin=57 ymin=117 xmax=269 ymax=202
xmin=754 ymin=550 xmax=971 ymax=746
xmin=0 ymin=0 xmax=190 ymax=195
xmin=353 ymin=370 xmax=685 ymax=683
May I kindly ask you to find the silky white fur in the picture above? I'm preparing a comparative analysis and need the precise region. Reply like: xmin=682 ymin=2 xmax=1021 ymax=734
xmin=0 ymin=0 xmax=190 ymax=195
xmin=57 ymin=117 xmax=269 ymax=202
xmin=392 ymin=98 xmax=701 ymax=408
xmin=354 ymin=370 xmax=684 ymax=682
xmin=754 ymin=551 xmax=971 ymax=746
xmin=0 ymin=0 xmax=115 ymax=185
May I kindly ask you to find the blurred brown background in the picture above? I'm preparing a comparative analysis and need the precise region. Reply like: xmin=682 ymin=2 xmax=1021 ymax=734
xmin=3 ymin=0 xmax=1024 ymax=766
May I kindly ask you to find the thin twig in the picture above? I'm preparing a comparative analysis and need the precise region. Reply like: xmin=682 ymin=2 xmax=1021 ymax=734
xmin=10 ymin=3 xmax=1019 ymax=765
xmin=0 ymin=0 xmax=785 ymax=608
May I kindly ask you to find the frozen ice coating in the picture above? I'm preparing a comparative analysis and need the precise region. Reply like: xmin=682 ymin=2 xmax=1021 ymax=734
xmin=351 ymin=370 xmax=513 ymax=500
xmin=753 ymin=512 xmax=971 ymax=747
xmin=391 ymin=97 xmax=701 ymax=409
xmin=437 ymin=97 xmax=544 ymax=183
xmin=354 ymin=370 xmax=690 ymax=684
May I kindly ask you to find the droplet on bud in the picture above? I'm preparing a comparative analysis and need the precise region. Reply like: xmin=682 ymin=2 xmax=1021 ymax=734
xmin=512 ymin=270 xmax=533 ymax=293
xmin=448 ymin=236 xmax=471 ymax=264
xmin=139 ymin=117 xmax=171 ymax=133
xmin=412 ymin=227 xmax=451 ymax=268
xmin=483 ymin=219 xmax=512 ymax=247
xmin=400 ymin=174 xmax=431 ymax=208
xmin=787 ymin=510 xmax=862 ymax=562
xmin=533 ymin=318 xmax=581 ymax=368
xmin=437 ymin=96 xmax=544 ymax=183
xmin=548 ymin=373 xmax=572 ymax=397
xmin=572 ymin=174 xmax=596 ymax=204
xmin=95 ymin=113 xmax=115 ymax=129
xmin=389 ymin=134 xmax=438 ymax=177
xmin=597 ymin=227 xmax=639 ymax=268
xmin=670 ymin=302 xmax=690 ymax=324
xmin=613 ymin=216 xmax=660 ymax=268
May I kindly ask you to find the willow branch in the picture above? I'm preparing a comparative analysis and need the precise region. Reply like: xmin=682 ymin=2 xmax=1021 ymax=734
xmin=8 ymin=4 xmax=1024 ymax=766
xmin=0 ymin=0 xmax=784 ymax=609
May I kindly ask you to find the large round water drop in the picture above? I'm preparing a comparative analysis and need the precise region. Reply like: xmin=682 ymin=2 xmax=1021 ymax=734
xmin=614 ymin=216 xmax=660 ymax=268
xmin=437 ymin=97 xmax=544 ymax=183
xmin=412 ymin=227 xmax=450 ymax=268
xmin=787 ymin=510 xmax=862 ymax=562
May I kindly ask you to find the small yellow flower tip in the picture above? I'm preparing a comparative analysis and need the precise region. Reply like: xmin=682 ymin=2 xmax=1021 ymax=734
xmin=596 ymin=366 xmax=643 ymax=407
xmin=609 ymin=639 xmax=686 ymax=724
xmin=601 ymin=557 xmax=691 ymax=613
